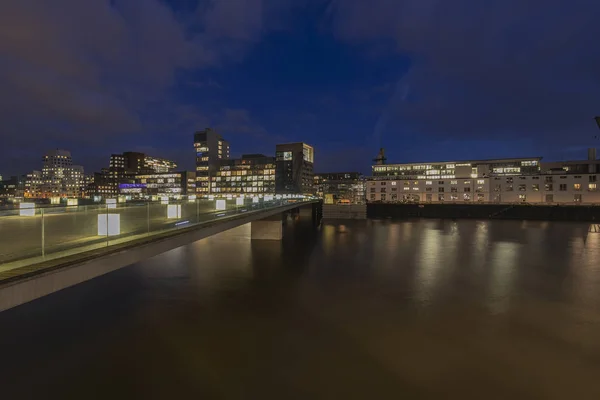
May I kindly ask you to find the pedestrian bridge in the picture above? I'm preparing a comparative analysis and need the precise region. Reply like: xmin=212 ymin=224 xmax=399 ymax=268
xmin=0 ymin=197 xmax=320 ymax=311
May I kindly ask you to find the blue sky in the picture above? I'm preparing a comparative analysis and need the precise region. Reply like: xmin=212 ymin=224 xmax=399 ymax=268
xmin=1 ymin=0 xmax=600 ymax=176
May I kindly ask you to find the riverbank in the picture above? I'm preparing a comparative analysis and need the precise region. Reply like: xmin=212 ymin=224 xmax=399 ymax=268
xmin=368 ymin=203 xmax=600 ymax=221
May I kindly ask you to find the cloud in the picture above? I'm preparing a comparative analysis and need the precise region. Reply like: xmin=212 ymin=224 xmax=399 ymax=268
xmin=327 ymin=0 xmax=600 ymax=146
xmin=0 ymin=0 xmax=296 ymax=175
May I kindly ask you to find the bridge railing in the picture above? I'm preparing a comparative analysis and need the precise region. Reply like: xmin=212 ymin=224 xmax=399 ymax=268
xmin=0 ymin=196 xmax=315 ymax=279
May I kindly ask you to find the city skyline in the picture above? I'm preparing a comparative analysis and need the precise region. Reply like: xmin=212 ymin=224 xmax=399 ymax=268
xmin=2 ymin=1 xmax=600 ymax=177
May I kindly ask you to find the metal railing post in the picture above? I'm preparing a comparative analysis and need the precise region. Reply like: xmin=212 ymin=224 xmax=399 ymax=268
xmin=41 ymin=208 xmax=45 ymax=258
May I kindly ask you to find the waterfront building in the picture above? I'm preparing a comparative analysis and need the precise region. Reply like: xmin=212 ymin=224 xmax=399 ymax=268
xmin=275 ymin=142 xmax=314 ymax=195
xmin=24 ymin=171 xmax=42 ymax=198
xmin=212 ymin=154 xmax=275 ymax=195
xmin=90 ymin=152 xmax=178 ymax=198
xmin=21 ymin=149 xmax=86 ymax=198
xmin=144 ymin=156 xmax=177 ymax=173
xmin=314 ymin=172 xmax=365 ymax=204
xmin=194 ymin=128 xmax=230 ymax=194
xmin=119 ymin=171 xmax=196 ymax=198
xmin=367 ymin=150 xmax=600 ymax=204
xmin=0 ymin=175 xmax=25 ymax=202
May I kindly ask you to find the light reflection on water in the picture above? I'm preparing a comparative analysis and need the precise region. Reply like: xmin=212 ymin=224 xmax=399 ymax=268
xmin=2 ymin=219 xmax=600 ymax=398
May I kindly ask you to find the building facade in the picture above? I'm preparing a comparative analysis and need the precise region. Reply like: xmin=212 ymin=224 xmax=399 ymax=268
xmin=367 ymin=151 xmax=600 ymax=205
xmin=314 ymin=172 xmax=365 ymax=204
xmin=119 ymin=171 xmax=196 ymax=198
xmin=275 ymin=143 xmax=314 ymax=194
xmin=212 ymin=154 xmax=276 ymax=195
xmin=90 ymin=152 xmax=178 ymax=198
xmin=194 ymin=128 xmax=230 ymax=194
xmin=22 ymin=149 xmax=86 ymax=198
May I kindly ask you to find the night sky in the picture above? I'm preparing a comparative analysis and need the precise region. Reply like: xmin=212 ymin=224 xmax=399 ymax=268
xmin=1 ymin=0 xmax=600 ymax=177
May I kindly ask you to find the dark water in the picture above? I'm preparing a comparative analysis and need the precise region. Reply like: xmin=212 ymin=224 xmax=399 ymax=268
xmin=2 ymin=218 xmax=600 ymax=399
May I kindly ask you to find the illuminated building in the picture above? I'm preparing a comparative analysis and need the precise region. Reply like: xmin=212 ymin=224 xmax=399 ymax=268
xmin=91 ymin=152 xmax=178 ymax=198
xmin=212 ymin=154 xmax=275 ymax=194
xmin=22 ymin=149 xmax=86 ymax=198
xmin=194 ymin=128 xmax=230 ymax=194
xmin=119 ymin=171 xmax=196 ymax=198
xmin=24 ymin=171 xmax=42 ymax=198
xmin=368 ymin=149 xmax=600 ymax=204
xmin=144 ymin=156 xmax=177 ymax=173
xmin=275 ymin=142 xmax=314 ymax=194
xmin=0 ymin=175 xmax=25 ymax=201
xmin=314 ymin=172 xmax=365 ymax=204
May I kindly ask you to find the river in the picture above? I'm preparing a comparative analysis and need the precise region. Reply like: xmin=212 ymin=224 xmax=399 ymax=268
xmin=1 ymin=218 xmax=600 ymax=399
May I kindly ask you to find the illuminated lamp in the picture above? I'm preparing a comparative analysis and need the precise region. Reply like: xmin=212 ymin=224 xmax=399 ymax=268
xmin=98 ymin=214 xmax=120 ymax=236
xmin=106 ymin=199 xmax=117 ymax=209
xmin=19 ymin=202 xmax=35 ymax=217
xmin=167 ymin=204 xmax=181 ymax=219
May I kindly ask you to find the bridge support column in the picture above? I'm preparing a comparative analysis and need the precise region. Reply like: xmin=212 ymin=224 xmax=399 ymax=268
xmin=298 ymin=205 xmax=313 ymax=217
xmin=251 ymin=214 xmax=283 ymax=240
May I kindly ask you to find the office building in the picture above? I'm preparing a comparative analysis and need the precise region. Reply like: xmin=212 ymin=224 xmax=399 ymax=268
xmin=367 ymin=149 xmax=600 ymax=204
xmin=24 ymin=171 xmax=43 ymax=198
xmin=91 ymin=152 xmax=178 ymax=198
xmin=275 ymin=142 xmax=314 ymax=194
xmin=0 ymin=175 xmax=25 ymax=202
xmin=144 ymin=156 xmax=177 ymax=173
xmin=21 ymin=149 xmax=87 ymax=198
xmin=212 ymin=154 xmax=276 ymax=195
xmin=194 ymin=128 xmax=230 ymax=194
xmin=314 ymin=172 xmax=365 ymax=204
xmin=119 ymin=171 xmax=196 ymax=198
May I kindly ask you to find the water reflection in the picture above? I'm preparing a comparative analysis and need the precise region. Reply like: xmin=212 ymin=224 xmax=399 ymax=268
xmin=2 ymin=219 xmax=600 ymax=398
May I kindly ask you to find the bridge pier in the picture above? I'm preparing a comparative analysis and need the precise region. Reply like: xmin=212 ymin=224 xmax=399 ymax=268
xmin=251 ymin=214 xmax=283 ymax=240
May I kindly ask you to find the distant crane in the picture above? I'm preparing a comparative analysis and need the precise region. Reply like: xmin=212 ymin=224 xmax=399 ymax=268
xmin=373 ymin=148 xmax=387 ymax=165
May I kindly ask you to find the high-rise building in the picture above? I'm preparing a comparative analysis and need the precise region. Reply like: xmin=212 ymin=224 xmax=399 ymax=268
xmin=275 ymin=142 xmax=314 ymax=194
xmin=194 ymin=128 xmax=230 ymax=194
xmin=32 ymin=149 xmax=86 ymax=198
xmin=212 ymin=154 xmax=276 ymax=195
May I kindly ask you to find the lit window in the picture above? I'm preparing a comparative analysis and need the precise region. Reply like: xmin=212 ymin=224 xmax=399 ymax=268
xmin=477 ymin=180 xmax=484 ymax=184
xmin=450 ymin=180 xmax=457 ymax=185
xmin=574 ymin=184 xmax=582 ymax=191
xmin=391 ymin=182 xmax=397 ymax=186
xmin=426 ymin=181 xmax=433 ymax=185
xmin=589 ymin=183 xmax=597 ymax=191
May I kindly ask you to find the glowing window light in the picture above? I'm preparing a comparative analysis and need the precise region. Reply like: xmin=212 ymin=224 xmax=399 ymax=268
xmin=264 ymin=195 xmax=274 ymax=202
xmin=106 ymin=199 xmax=117 ymax=209
xmin=98 ymin=214 xmax=120 ymax=236
xmin=19 ymin=202 xmax=35 ymax=217
xmin=216 ymin=200 xmax=226 ymax=210
xmin=67 ymin=198 xmax=78 ymax=206
xmin=253 ymin=196 xmax=259 ymax=203
xmin=188 ymin=195 xmax=196 ymax=202
xmin=160 ymin=196 xmax=169 ymax=205
xmin=167 ymin=204 xmax=181 ymax=219
xmin=236 ymin=197 xmax=244 ymax=206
